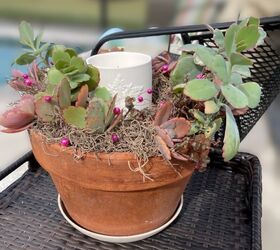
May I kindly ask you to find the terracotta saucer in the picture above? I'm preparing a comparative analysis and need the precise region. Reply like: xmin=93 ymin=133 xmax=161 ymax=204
xmin=58 ymin=194 xmax=183 ymax=243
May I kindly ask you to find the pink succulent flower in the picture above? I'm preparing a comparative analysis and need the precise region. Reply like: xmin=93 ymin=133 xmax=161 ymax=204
xmin=0 ymin=95 xmax=35 ymax=133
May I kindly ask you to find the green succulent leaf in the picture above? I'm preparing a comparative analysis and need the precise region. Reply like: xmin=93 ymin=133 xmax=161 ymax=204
xmin=230 ymin=52 xmax=253 ymax=66
xmin=170 ymin=54 xmax=202 ymax=85
xmin=52 ymin=50 xmax=71 ymax=64
xmin=46 ymin=84 xmax=56 ymax=95
xmin=239 ymin=82 xmax=262 ymax=108
xmin=189 ymin=109 xmax=206 ymax=123
xmin=105 ymin=94 xmax=117 ymax=127
xmin=221 ymin=84 xmax=248 ymax=108
xmin=213 ymin=29 xmax=225 ymax=48
xmin=212 ymin=55 xmax=228 ymax=83
xmin=55 ymin=60 xmax=69 ymax=70
xmin=86 ymin=98 xmax=106 ymax=132
xmin=173 ymin=83 xmax=186 ymax=94
xmin=239 ymin=17 xmax=260 ymax=29
xmin=63 ymin=106 xmax=86 ymax=129
xmin=236 ymin=25 xmax=260 ymax=52
xmin=35 ymin=97 xmax=55 ymax=122
xmin=230 ymin=72 xmax=243 ymax=85
xmin=65 ymin=48 xmax=78 ymax=58
xmin=19 ymin=21 xmax=34 ymax=48
xmin=232 ymin=65 xmax=251 ymax=77
xmin=184 ymin=79 xmax=218 ymax=101
xmin=188 ymin=122 xmax=201 ymax=135
xmin=15 ymin=53 xmax=36 ymax=65
xmin=70 ymin=57 xmax=86 ymax=73
xmin=224 ymin=23 xmax=238 ymax=57
xmin=48 ymin=68 xmax=65 ymax=84
xmin=195 ymin=46 xmax=216 ymax=69
xmin=69 ymin=73 xmax=90 ymax=83
xmin=205 ymin=117 xmax=223 ymax=138
xmin=55 ymin=79 xmax=71 ymax=109
xmin=204 ymin=100 xmax=220 ymax=114
xmin=256 ymin=27 xmax=267 ymax=46
xmin=222 ymin=106 xmax=240 ymax=161
xmin=34 ymin=31 xmax=43 ymax=49
xmin=84 ymin=65 xmax=100 ymax=91
xmin=93 ymin=87 xmax=112 ymax=103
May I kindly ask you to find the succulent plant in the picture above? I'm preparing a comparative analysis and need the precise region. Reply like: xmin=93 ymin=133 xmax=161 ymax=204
xmin=0 ymin=95 xmax=35 ymax=133
xmin=47 ymin=46 xmax=100 ymax=101
xmin=153 ymin=101 xmax=191 ymax=161
xmin=171 ymin=16 xmax=265 ymax=161
xmin=15 ymin=21 xmax=50 ymax=66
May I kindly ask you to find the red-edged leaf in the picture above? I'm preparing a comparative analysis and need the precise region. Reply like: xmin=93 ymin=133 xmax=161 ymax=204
xmin=153 ymin=101 xmax=173 ymax=126
xmin=75 ymin=84 xmax=88 ymax=108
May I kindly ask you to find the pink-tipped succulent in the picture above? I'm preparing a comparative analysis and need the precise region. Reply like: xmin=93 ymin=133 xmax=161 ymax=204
xmin=153 ymin=101 xmax=191 ymax=161
xmin=0 ymin=95 xmax=35 ymax=133
xmin=9 ymin=69 xmax=36 ymax=91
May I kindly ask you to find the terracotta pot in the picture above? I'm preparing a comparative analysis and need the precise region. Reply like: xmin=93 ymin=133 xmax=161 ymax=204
xmin=29 ymin=130 xmax=195 ymax=236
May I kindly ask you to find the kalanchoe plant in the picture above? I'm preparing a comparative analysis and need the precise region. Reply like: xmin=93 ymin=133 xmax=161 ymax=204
xmin=0 ymin=16 xmax=266 ymax=168
xmin=171 ymin=17 xmax=265 ymax=161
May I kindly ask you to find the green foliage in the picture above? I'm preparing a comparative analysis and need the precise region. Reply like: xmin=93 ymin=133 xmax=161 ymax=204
xmin=239 ymin=82 xmax=262 ymax=108
xmin=47 ymin=47 xmax=100 ymax=98
xmin=16 ymin=21 xmax=50 ymax=66
xmin=221 ymin=84 xmax=248 ymax=109
xmin=35 ymin=97 xmax=54 ymax=122
xmin=172 ymin=16 xmax=265 ymax=161
xmin=86 ymin=98 xmax=106 ymax=132
xmin=222 ymin=106 xmax=240 ymax=161
xmin=184 ymin=79 xmax=218 ymax=101
xmin=170 ymin=53 xmax=202 ymax=85
xmin=204 ymin=100 xmax=220 ymax=114
xmin=63 ymin=106 xmax=87 ymax=129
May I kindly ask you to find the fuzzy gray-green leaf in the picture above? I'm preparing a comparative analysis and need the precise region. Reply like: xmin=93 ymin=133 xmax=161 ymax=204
xmin=63 ymin=106 xmax=86 ymax=129
xmin=222 ymin=106 xmax=240 ymax=161
xmin=239 ymin=82 xmax=262 ymax=108
xmin=221 ymin=84 xmax=248 ymax=108
xmin=170 ymin=54 xmax=202 ymax=85
xmin=48 ymin=68 xmax=65 ymax=84
xmin=224 ymin=23 xmax=238 ymax=57
xmin=19 ymin=21 xmax=34 ymax=47
xmin=184 ymin=79 xmax=218 ymax=101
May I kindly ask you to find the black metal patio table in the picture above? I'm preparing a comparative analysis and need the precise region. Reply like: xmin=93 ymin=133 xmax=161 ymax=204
xmin=0 ymin=16 xmax=280 ymax=250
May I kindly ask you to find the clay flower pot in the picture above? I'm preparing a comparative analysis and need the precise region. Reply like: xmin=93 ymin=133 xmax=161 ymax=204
xmin=29 ymin=130 xmax=195 ymax=236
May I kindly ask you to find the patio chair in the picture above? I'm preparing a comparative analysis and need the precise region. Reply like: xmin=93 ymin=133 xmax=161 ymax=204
xmin=0 ymin=16 xmax=279 ymax=250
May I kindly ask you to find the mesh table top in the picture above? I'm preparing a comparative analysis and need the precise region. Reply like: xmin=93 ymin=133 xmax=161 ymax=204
xmin=0 ymin=153 xmax=261 ymax=250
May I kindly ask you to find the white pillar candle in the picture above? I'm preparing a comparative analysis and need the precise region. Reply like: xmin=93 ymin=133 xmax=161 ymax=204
xmin=86 ymin=52 xmax=152 ymax=110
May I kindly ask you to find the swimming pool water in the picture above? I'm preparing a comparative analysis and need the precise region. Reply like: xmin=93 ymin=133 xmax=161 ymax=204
xmin=0 ymin=40 xmax=25 ymax=84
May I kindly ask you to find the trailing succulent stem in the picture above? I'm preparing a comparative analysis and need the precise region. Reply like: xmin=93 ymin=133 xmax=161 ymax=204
xmin=170 ymin=16 xmax=265 ymax=161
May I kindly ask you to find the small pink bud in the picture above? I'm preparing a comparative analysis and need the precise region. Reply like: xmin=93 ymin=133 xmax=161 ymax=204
xmin=24 ymin=79 xmax=32 ymax=86
xmin=137 ymin=96 xmax=144 ymax=103
xmin=111 ymin=134 xmax=120 ymax=143
xmin=22 ymin=74 xmax=29 ymax=79
xmin=147 ymin=88 xmax=153 ymax=94
xmin=195 ymin=73 xmax=205 ymax=79
xmin=60 ymin=138 xmax=70 ymax=147
xmin=161 ymin=64 xmax=169 ymax=72
xmin=44 ymin=96 xmax=52 ymax=102
xmin=113 ymin=107 xmax=121 ymax=115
